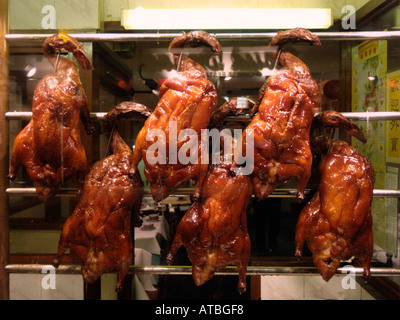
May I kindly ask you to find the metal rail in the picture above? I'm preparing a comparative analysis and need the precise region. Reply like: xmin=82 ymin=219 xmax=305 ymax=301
xmin=5 ymin=187 xmax=400 ymax=198
xmin=5 ymin=264 xmax=400 ymax=277
xmin=6 ymin=110 xmax=400 ymax=198
xmin=7 ymin=30 xmax=400 ymax=42
xmin=4 ymin=111 xmax=142 ymax=121
xmin=4 ymin=30 xmax=400 ymax=298
xmin=5 ymin=111 xmax=400 ymax=121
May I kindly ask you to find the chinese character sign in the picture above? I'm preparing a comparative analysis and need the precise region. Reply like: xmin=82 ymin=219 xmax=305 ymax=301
xmin=387 ymin=71 xmax=400 ymax=164
xmin=352 ymin=40 xmax=388 ymax=251
xmin=351 ymin=40 xmax=386 ymax=180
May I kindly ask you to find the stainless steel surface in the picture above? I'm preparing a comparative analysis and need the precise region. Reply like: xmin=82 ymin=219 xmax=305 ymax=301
xmin=131 ymin=265 xmax=400 ymax=277
xmin=6 ymin=187 xmax=77 ymax=197
xmin=4 ymin=111 xmax=140 ymax=121
xmin=5 ymin=111 xmax=400 ymax=121
xmin=330 ymin=112 xmax=400 ymax=121
xmin=7 ymin=31 xmax=400 ymax=42
xmin=5 ymin=264 xmax=82 ymax=275
xmin=4 ymin=264 xmax=400 ymax=277
xmin=6 ymin=187 xmax=400 ymax=198
xmin=374 ymin=189 xmax=400 ymax=198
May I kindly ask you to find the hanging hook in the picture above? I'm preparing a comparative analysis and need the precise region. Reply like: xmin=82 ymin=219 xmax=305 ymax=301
xmin=54 ymin=51 xmax=61 ymax=73
xmin=177 ymin=51 xmax=184 ymax=72
xmin=273 ymin=48 xmax=282 ymax=71
xmin=327 ymin=128 xmax=336 ymax=153
xmin=104 ymin=120 xmax=117 ymax=158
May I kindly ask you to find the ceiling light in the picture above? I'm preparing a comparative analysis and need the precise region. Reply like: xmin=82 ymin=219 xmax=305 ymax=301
xmin=121 ymin=7 xmax=332 ymax=30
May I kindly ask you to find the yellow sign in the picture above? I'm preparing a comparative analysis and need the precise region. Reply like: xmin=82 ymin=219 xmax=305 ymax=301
xmin=386 ymin=70 xmax=400 ymax=163
xmin=358 ymin=40 xmax=379 ymax=62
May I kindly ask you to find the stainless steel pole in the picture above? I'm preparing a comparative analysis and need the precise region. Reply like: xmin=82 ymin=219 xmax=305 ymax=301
xmin=5 ymin=264 xmax=400 ymax=277
xmin=5 ymin=111 xmax=400 ymax=121
xmin=6 ymin=31 xmax=400 ymax=42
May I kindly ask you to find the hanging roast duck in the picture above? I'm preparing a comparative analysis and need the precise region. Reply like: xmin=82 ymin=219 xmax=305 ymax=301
xmin=295 ymin=111 xmax=374 ymax=282
xmin=53 ymin=102 xmax=150 ymax=292
xmin=241 ymin=28 xmax=321 ymax=201
xmin=132 ymin=31 xmax=221 ymax=202
xmin=167 ymin=98 xmax=254 ymax=294
xmin=8 ymin=33 xmax=94 ymax=201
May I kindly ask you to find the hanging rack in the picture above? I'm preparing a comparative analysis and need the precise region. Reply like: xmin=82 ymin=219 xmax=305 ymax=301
xmin=5 ymin=264 xmax=400 ymax=277
xmin=7 ymin=30 xmax=400 ymax=43
xmin=5 ymin=111 xmax=400 ymax=121
xmin=4 ymin=30 xmax=400 ymax=300
xmin=5 ymin=110 xmax=400 ymax=199
xmin=5 ymin=187 xmax=400 ymax=198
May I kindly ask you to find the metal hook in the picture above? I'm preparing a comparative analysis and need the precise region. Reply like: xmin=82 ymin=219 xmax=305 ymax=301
xmin=177 ymin=51 xmax=184 ymax=72
xmin=104 ymin=120 xmax=117 ymax=158
xmin=273 ymin=48 xmax=282 ymax=71
xmin=54 ymin=51 xmax=61 ymax=73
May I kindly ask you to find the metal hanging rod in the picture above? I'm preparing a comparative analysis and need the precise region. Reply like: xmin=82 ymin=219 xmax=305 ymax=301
xmin=4 ymin=111 xmax=143 ymax=121
xmin=6 ymin=30 xmax=400 ymax=43
xmin=5 ymin=111 xmax=400 ymax=122
xmin=5 ymin=264 xmax=400 ymax=277
xmin=6 ymin=187 xmax=78 ymax=197
xmin=5 ymin=187 xmax=194 ymax=198
xmin=334 ymin=111 xmax=400 ymax=121
xmin=5 ymin=187 xmax=400 ymax=198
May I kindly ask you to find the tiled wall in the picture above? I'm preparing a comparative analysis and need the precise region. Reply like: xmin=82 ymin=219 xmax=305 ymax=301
xmin=10 ymin=274 xmax=84 ymax=300
xmin=261 ymin=275 xmax=376 ymax=300
xmin=8 ymin=229 xmax=120 ymax=300
xmin=10 ymin=273 xmax=121 ymax=300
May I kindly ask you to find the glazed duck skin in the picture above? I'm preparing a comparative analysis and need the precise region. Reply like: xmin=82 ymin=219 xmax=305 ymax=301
xmin=167 ymin=162 xmax=252 ymax=293
xmin=242 ymin=28 xmax=321 ymax=200
xmin=132 ymin=31 xmax=221 ymax=202
xmin=53 ymin=102 xmax=147 ymax=291
xmin=295 ymin=112 xmax=374 ymax=282
xmin=8 ymin=33 xmax=93 ymax=201
xmin=167 ymin=131 xmax=252 ymax=294
xmin=295 ymin=141 xmax=374 ymax=281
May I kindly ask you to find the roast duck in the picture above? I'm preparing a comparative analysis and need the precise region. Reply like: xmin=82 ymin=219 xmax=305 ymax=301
xmin=53 ymin=102 xmax=149 ymax=291
xmin=166 ymin=27 xmax=324 ymax=293
xmin=241 ymin=28 xmax=321 ymax=201
xmin=16 ymin=29 xmax=375 ymax=290
xmin=295 ymin=111 xmax=375 ymax=281
xmin=132 ymin=31 xmax=221 ymax=202
xmin=167 ymin=128 xmax=253 ymax=294
xmin=8 ymin=33 xmax=94 ymax=201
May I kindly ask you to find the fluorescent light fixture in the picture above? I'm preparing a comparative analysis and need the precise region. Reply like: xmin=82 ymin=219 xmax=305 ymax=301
xmin=121 ymin=7 xmax=332 ymax=30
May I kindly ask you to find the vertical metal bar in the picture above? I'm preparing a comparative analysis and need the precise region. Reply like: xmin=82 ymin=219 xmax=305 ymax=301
xmin=0 ymin=0 xmax=9 ymax=300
